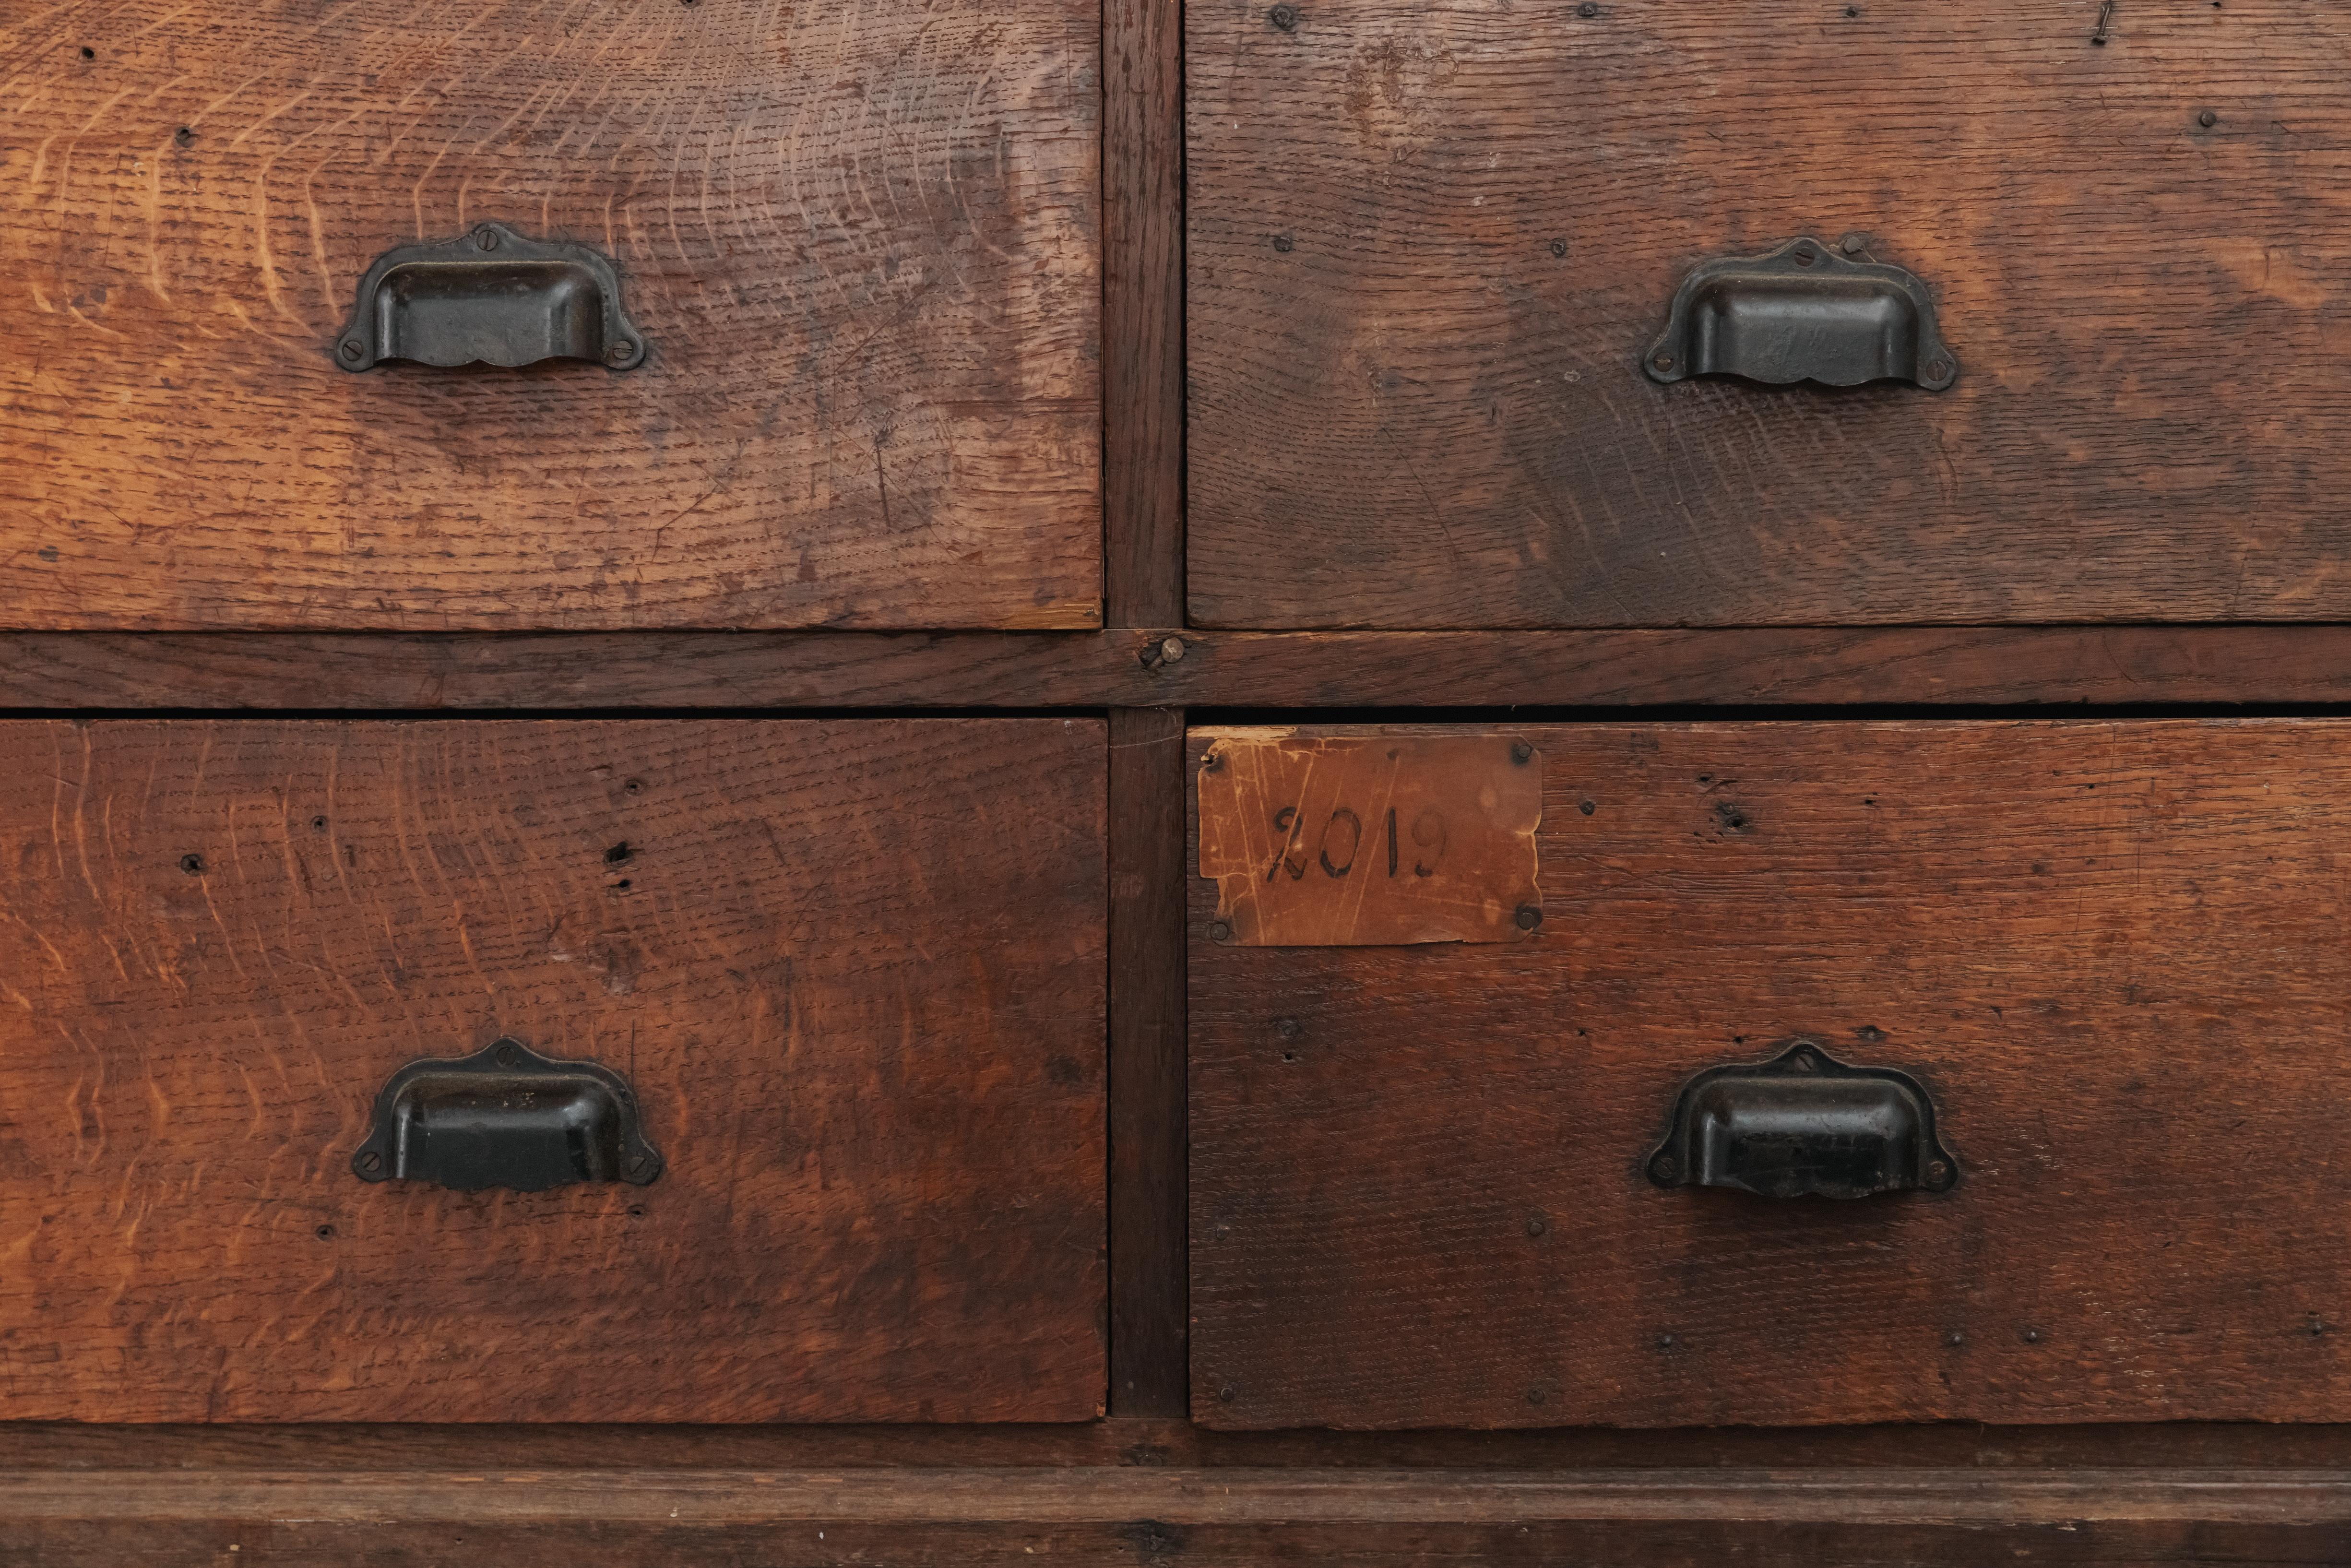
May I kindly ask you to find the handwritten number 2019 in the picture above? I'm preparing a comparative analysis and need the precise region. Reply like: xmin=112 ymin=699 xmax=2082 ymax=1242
xmin=1266 ymin=804 xmax=1446 ymax=882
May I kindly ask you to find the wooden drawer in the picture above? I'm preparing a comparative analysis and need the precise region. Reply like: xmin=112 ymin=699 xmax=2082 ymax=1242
xmin=1188 ymin=0 xmax=2351 ymax=629
xmin=0 ymin=718 xmax=1105 ymax=1421
xmin=1191 ymin=720 xmax=2351 ymax=1427
xmin=0 ymin=2 xmax=1098 ymax=630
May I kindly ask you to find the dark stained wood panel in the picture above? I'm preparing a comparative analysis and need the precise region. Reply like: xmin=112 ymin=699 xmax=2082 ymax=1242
xmin=1107 ymin=708 xmax=1188 ymax=1416
xmin=1193 ymin=720 xmax=2351 ymax=1426
xmin=1103 ymin=0 xmax=1186 ymax=627
xmin=0 ymin=2 xmax=1098 ymax=630
xmin=1188 ymin=0 xmax=2351 ymax=627
xmin=0 ymin=719 xmax=1106 ymax=1421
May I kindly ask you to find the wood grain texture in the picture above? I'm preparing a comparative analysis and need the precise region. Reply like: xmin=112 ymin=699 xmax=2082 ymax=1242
xmin=1194 ymin=720 xmax=2351 ymax=1426
xmin=1107 ymin=708 xmax=1187 ymax=1415
xmin=0 ymin=630 xmax=1169 ymax=708
xmin=34 ymin=625 xmax=2351 ymax=709
xmin=1126 ymin=627 xmax=2351 ymax=709
xmin=1 ymin=1466 xmax=2347 ymax=1566
xmin=9 ymin=1465 xmax=2351 ymax=1523
xmin=3 ymin=1519 xmax=2344 ymax=1568
xmin=1188 ymin=0 xmax=2351 ymax=627
xmin=1104 ymin=0 xmax=1185 ymax=625
xmin=0 ymin=1 xmax=1099 ymax=630
xmin=18 ymin=1413 xmax=2351 ymax=1470
xmin=0 ymin=719 xmax=1105 ymax=1421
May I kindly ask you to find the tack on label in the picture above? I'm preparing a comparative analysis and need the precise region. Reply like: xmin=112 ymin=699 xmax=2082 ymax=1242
xmin=1196 ymin=730 xmax=1543 ymax=946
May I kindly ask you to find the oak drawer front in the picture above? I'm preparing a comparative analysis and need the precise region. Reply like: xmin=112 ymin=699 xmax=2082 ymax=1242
xmin=0 ymin=719 xmax=1105 ymax=1422
xmin=0 ymin=2 xmax=1098 ymax=631
xmin=1188 ymin=0 xmax=2351 ymax=629
xmin=1191 ymin=720 xmax=2351 ymax=1427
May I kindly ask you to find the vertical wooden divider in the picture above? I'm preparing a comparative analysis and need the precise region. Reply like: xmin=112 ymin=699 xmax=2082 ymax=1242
xmin=1104 ymin=0 xmax=1188 ymax=1419
xmin=1106 ymin=708 xmax=1188 ymax=1417
xmin=1104 ymin=0 xmax=1185 ymax=628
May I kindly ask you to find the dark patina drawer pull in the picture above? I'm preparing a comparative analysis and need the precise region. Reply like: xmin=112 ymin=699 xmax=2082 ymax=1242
xmin=333 ymin=223 xmax=646 ymax=372
xmin=1646 ymin=1039 xmax=1956 ymax=1199
xmin=1644 ymin=237 xmax=1957 ymax=391
xmin=351 ymin=1037 xmax=662 ymax=1193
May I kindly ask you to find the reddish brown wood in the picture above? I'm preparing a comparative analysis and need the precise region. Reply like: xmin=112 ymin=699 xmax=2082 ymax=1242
xmin=0 ymin=2 xmax=1098 ymax=630
xmin=0 ymin=1464 xmax=2346 ymax=1566
xmin=0 ymin=719 xmax=1105 ymax=1421
xmin=27 ymin=626 xmax=2351 ymax=710
xmin=1104 ymin=0 xmax=1185 ymax=626
xmin=1194 ymin=720 xmax=2351 ymax=1427
xmin=15 ymin=1414 xmax=2351 ymax=1471
xmin=0 ymin=630 xmax=1165 ymax=708
xmin=7 ymin=1465 xmax=2351 ymax=1524
xmin=1138 ymin=627 xmax=2351 ymax=708
xmin=1188 ymin=0 xmax=2351 ymax=628
xmin=1107 ymin=708 xmax=1188 ymax=1415
xmin=2 ymin=1517 xmax=2342 ymax=1568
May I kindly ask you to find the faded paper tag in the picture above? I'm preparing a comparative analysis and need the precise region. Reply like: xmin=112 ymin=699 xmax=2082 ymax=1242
xmin=1197 ymin=730 xmax=1543 ymax=946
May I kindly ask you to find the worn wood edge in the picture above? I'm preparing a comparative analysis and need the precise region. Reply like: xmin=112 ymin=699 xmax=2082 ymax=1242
xmin=1107 ymin=710 xmax=1190 ymax=1415
xmin=24 ymin=628 xmax=2351 ymax=709
xmin=13 ymin=1419 xmax=2351 ymax=1472
xmin=15 ymin=1420 xmax=2351 ymax=1472
xmin=2 ymin=1467 xmax=2347 ymax=1524
xmin=1155 ymin=628 xmax=2351 ymax=708
xmin=0 ymin=632 xmax=1159 ymax=709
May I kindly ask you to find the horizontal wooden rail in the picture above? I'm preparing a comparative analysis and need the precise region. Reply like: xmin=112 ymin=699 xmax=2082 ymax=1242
xmin=5 ymin=1467 xmax=2350 ymax=1525
xmin=18 ymin=627 xmax=2351 ymax=709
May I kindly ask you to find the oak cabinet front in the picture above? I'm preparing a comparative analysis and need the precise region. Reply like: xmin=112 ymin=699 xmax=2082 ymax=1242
xmin=0 ymin=1 xmax=1100 ymax=630
xmin=1191 ymin=720 xmax=2351 ymax=1426
xmin=1188 ymin=0 xmax=2351 ymax=628
xmin=0 ymin=718 xmax=1106 ymax=1422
